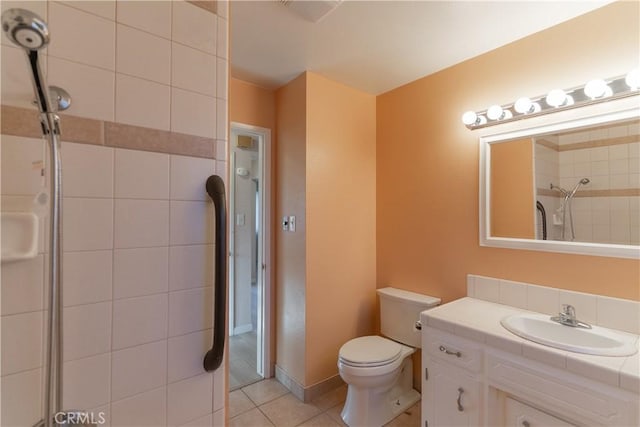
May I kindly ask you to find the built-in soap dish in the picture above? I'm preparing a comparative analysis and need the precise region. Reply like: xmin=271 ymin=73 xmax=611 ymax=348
xmin=1 ymin=212 xmax=39 ymax=263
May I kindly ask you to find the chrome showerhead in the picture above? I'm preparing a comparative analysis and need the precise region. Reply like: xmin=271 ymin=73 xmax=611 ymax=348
xmin=1 ymin=8 xmax=49 ymax=50
xmin=569 ymin=177 xmax=590 ymax=197
xmin=579 ymin=178 xmax=590 ymax=185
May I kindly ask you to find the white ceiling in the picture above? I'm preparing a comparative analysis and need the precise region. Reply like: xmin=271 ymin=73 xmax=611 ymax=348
xmin=230 ymin=0 xmax=613 ymax=95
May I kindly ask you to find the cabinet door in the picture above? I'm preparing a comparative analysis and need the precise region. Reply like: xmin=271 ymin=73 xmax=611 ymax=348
xmin=504 ymin=397 xmax=576 ymax=427
xmin=424 ymin=359 xmax=482 ymax=427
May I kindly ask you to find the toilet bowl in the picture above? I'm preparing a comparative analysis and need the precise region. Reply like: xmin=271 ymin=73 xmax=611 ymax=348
xmin=338 ymin=288 xmax=440 ymax=427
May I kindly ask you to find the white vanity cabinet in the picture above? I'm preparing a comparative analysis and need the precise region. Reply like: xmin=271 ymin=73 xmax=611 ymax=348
xmin=421 ymin=315 xmax=639 ymax=427
xmin=422 ymin=326 xmax=483 ymax=427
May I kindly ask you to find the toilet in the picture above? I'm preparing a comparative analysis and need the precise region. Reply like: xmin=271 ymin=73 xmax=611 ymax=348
xmin=338 ymin=287 xmax=440 ymax=427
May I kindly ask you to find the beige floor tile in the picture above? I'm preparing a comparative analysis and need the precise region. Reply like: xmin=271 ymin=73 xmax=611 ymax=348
xmin=242 ymin=378 xmax=289 ymax=405
xmin=324 ymin=403 xmax=348 ymax=427
xmin=298 ymin=413 xmax=343 ymax=426
xmin=383 ymin=402 xmax=422 ymax=427
xmin=229 ymin=407 xmax=274 ymax=427
xmin=260 ymin=393 xmax=321 ymax=427
xmin=311 ymin=385 xmax=347 ymax=411
xmin=229 ymin=389 xmax=256 ymax=418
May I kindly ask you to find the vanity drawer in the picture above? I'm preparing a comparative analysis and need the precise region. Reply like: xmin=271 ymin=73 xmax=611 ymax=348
xmin=423 ymin=326 xmax=483 ymax=373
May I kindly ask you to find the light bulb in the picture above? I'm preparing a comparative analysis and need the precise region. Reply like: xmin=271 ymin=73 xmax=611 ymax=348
xmin=462 ymin=111 xmax=478 ymax=126
xmin=626 ymin=69 xmax=639 ymax=90
xmin=514 ymin=97 xmax=541 ymax=114
xmin=487 ymin=105 xmax=503 ymax=120
xmin=546 ymin=89 xmax=567 ymax=107
xmin=584 ymin=79 xmax=610 ymax=99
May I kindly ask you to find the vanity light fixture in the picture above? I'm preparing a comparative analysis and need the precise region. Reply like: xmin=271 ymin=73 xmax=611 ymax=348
xmin=462 ymin=68 xmax=639 ymax=129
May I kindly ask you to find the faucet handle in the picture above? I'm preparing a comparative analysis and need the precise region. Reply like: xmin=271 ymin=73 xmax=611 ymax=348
xmin=561 ymin=304 xmax=575 ymax=317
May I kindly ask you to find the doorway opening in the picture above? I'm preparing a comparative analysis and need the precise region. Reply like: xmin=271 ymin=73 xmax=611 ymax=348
xmin=228 ymin=123 xmax=273 ymax=390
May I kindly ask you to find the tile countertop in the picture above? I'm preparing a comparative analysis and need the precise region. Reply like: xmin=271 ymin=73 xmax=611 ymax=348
xmin=421 ymin=297 xmax=640 ymax=394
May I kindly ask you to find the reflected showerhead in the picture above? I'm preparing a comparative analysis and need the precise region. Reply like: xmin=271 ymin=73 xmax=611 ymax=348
xmin=579 ymin=178 xmax=590 ymax=185
xmin=2 ymin=8 xmax=49 ymax=50
xmin=569 ymin=177 xmax=590 ymax=197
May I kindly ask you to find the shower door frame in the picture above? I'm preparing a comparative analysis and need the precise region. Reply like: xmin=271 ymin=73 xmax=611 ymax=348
xmin=228 ymin=122 xmax=274 ymax=378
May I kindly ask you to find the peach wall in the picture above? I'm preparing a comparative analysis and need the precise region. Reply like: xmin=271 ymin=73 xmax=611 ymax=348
xmin=230 ymin=77 xmax=276 ymax=131
xmin=376 ymin=2 xmax=640 ymax=303
xmin=491 ymin=138 xmax=535 ymax=239
xmin=305 ymin=73 xmax=377 ymax=385
xmin=275 ymin=73 xmax=307 ymax=384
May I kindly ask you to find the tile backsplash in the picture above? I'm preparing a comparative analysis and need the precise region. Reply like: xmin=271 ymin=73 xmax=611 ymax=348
xmin=467 ymin=274 xmax=640 ymax=335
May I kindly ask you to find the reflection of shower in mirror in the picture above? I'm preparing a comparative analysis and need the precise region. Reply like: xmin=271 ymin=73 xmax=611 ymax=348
xmin=550 ymin=178 xmax=590 ymax=241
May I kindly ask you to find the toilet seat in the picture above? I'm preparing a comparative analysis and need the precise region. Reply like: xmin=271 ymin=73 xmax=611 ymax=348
xmin=339 ymin=336 xmax=402 ymax=367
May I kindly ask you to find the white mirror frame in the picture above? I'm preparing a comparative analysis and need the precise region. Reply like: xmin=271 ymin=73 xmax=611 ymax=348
xmin=479 ymin=95 xmax=640 ymax=259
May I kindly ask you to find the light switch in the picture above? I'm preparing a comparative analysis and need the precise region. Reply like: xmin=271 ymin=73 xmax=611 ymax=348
xmin=282 ymin=216 xmax=289 ymax=231
xmin=289 ymin=215 xmax=296 ymax=232
xmin=236 ymin=213 xmax=245 ymax=226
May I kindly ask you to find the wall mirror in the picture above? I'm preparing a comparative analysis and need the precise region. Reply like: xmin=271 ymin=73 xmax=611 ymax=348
xmin=479 ymin=98 xmax=640 ymax=258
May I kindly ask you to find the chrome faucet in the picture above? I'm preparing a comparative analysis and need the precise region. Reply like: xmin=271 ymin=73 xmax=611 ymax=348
xmin=550 ymin=304 xmax=592 ymax=329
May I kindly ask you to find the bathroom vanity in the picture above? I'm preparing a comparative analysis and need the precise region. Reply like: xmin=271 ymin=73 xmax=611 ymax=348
xmin=420 ymin=298 xmax=639 ymax=427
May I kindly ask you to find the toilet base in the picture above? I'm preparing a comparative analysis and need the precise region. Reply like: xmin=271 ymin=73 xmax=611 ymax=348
xmin=341 ymin=357 xmax=420 ymax=427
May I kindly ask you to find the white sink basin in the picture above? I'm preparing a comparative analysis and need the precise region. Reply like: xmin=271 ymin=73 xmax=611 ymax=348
xmin=501 ymin=313 xmax=638 ymax=357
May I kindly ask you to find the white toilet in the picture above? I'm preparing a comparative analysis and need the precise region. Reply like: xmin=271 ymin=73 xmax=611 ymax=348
xmin=338 ymin=287 xmax=440 ymax=427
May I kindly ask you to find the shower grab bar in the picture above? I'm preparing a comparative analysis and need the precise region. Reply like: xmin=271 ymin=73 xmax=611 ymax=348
xmin=536 ymin=200 xmax=547 ymax=241
xmin=203 ymin=175 xmax=227 ymax=372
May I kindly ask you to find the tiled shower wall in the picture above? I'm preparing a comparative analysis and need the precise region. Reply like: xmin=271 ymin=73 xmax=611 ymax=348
xmin=1 ymin=1 xmax=228 ymax=426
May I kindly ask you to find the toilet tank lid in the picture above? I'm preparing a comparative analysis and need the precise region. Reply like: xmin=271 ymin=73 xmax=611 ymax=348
xmin=377 ymin=287 xmax=441 ymax=307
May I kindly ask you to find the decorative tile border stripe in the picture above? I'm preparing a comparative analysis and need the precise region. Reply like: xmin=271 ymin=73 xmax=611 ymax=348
xmin=537 ymin=187 xmax=640 ymax=197
xmin=535 ymin=134 xmax=639 ymax=152
xmin=187 ymin=0 xmax=217 ymax=14
xmin=1 ymin=105 xmax=217 ymax=159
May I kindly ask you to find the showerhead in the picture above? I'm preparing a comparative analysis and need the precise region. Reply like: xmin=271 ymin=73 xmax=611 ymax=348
xmin=579 ymin=178 xmax=590 ymax=185
xmin=569 ymin=177 xmax=590 ymax=197
xmin=2 ymin=8 xmax=49 ymax=50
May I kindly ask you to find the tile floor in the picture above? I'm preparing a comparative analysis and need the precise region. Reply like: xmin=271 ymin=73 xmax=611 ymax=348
xmin=229 ymin=379 xmax=422 ymax=426
xmin=229 ymin=330 xmax=262 ymax=390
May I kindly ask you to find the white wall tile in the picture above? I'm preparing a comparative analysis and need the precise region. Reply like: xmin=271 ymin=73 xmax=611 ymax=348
xmin=215 ymin=140 xmax=226 ymax=161
xmin=596 ymin=296 xmax=640 ymax=335
xmin=63 ymin=250 xmax=112 ymax=306
xmin=169 ymin=201 xmax=214 ymax=245
xmin=526 ymin=284 xmax=559 ymax=315
xmin=216 ymin=57 xmax=228 ymax=100
xmin=168 ymin=329 xmax=211 ymax=383
xmin=171 ymin=43 xmax=216 ymax=96
xmin=114 ymin=199 xmax=169 ymax=248
xmin=116 ymin=0 xmax=171 ymax=39
xmin=0 ymin=368 xmax=42 ymax=427
xmin=111 ymin=386 xmax=167 ymax=427
xmin=63 ymin=198 xmax=114 ymax=251
xmin=172 ymin=1 xmax=216 ymax=54
xmin=63 ymin=302 xmax=112 ymax=361
xmin=212 ymin=409 xmax=224 ymax=427
xmin=169 ymin=245 xmax=214 ymax=291
xmin=1 ymin=255 xmax=44 ymax=315
xmin=167 ymin=374 xmax=213 ymax=427
xmin=473 ymin=276 xmax=500 ymax=303
xmin=558 ymin=290 xmax=598 ymax=324
xmin=113 ymin=247 xmax=169 ymax=299
xmin=117 ymin=24 xmax=171 ymax=85
xmin=49 ymin=57 xmax=115 ymax=121
xmin=1 ymin=135 xmax=45 ymax=196
xmin=217 ymin=0 xmax=228 ymax=19
xmin=62 ymin=142 xmax=114 ymax=198
xmin=213 ymin=363 xmax=224 ymax=411
xmin=171 ymin=88 xmax=216 ymax=138
xmin=114 ymin=149 xmax=169 ymax=199
xmin=60 ymin=1 xmax=116 ymax=20
xmin=1 ymin=311 xmax=42 ymax=375
xmin=168 ymin=287 xmax=213 ymax=337
xmin=1 ymin=45 xmax=47 ymax=108
xmin=112 ymin=293 xmax=168 ymax=349
xmin=115 ymin=74 xmax=170 ymax=130
xmin=216 ymin=98 xmax=227 ymax=140
xmin=499 ymin=280 xmax=528 ymax=309
xmin=180 ymin=413 xmax=213 ymax=427
xmin=216 ymin=16 xmax=227 ymax=60
xmin=49 ymin=2 xmax=115 ymax=70
xmin=170 ymin=155 xmax=215 ymax=201
xmin=63 ymin=353 xmax=111 ymax=410
xmin=111 ymin=341 xmax=167 ymax=401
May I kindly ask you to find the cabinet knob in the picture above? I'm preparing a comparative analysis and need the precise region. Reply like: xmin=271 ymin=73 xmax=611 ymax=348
xmin=439 ymin=345 xmax=462 ymax=358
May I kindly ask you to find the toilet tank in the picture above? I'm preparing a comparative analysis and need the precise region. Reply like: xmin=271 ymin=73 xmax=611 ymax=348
xmin=377 ymin=287 xmax=440 ymax=348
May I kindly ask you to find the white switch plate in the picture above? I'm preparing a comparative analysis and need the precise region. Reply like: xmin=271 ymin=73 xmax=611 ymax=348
xmin=282 ymin=216 xmax=289 ymax=231
xmin=289 ymin=215 xmax=296 ymax=232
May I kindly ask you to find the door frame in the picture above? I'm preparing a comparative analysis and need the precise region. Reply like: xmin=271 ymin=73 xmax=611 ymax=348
xmin=229 ymin=122 xmax=273 ymax=378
